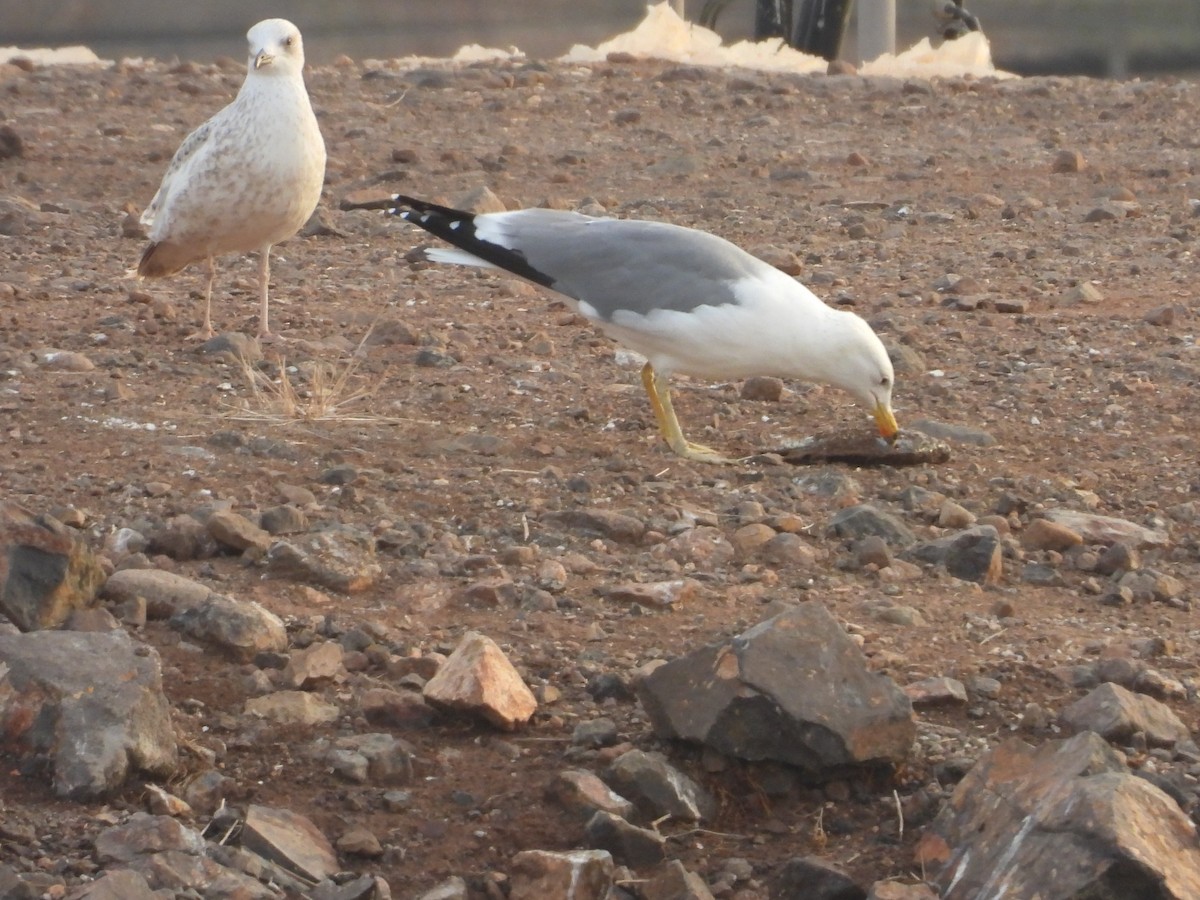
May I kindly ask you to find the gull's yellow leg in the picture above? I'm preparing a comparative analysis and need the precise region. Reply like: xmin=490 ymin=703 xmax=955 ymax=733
xmin=190 ymin=255 xmax=217 ymax=340
xmin=640 ymin=362 xmax=732 ymax=464
xmin=257 ymin=246 xmax=279 ymax=341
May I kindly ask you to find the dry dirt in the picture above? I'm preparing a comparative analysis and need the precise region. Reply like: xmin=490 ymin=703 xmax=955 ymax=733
xmin=1 ymin=50 xmax=1199 ymax=897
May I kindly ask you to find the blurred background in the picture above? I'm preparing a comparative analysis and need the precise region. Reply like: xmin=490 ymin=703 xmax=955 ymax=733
xmin=3 ymin=0 xmax=1199 ymax=78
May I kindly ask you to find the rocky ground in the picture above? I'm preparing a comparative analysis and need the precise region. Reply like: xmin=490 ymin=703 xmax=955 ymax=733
xmin=1 ymin=46 xmax=1199 ymax=900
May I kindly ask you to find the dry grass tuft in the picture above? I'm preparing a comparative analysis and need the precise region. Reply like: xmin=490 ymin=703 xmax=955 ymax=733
xmin=223 ymin=329 xmax=398 ymax=424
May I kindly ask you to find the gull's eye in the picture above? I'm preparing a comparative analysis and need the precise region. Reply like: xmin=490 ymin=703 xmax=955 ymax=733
xmin=879 ymin=375 xmax=891 ymax=387
xmin=285 ymin=36 xmax=295 ymax=48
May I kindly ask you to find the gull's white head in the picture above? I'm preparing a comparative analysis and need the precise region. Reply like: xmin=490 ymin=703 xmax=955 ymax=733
xmin=827 ymin=311 xmax=900 ymax=441
xmin=246 ymin=19 xmax=306 ymax=76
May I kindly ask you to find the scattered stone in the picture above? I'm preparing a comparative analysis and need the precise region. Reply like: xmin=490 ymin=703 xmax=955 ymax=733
xmin=309 ymin=874 xmax=388 ymax=900
xmin=1084 ymin=203 xmax=1130 ymax=222
xmin=855 ymin=535 xmax=893 ymax=569
xmin=550 ymin=769 xmax=636 ymax=820
xmin=266 ymin=527 xmax=382 ymax=593
xmin=604 ymin=749 xmax=715 ymax=822
xmin=245 ymin=691 xmax=340 ymax=727
xmin=1051 ymin=148 xmax=1087 ymax=173
xmin=1133 ymin=668 xmax=1187 ymax=702
xmin=71 ymin=868 xmax=159 ymax=899
xmin=331 ymin=733 xmax=414 ymax=785
xmin=638 ymin=604 xmax=914 ymax=774
xmin=198 ymin=332 xmax=261 ymax=363
xmin=0 ymin=500 xmax=106 ymax=631
xmin=1021 ymin=517 xmax=1083 ymax=552
xmin=904 ymin=676 xmax=968 ymax=707
xmin=868 ymin=882 xmax=939 ymax=900
xmin=241 ymin=804 xmax=339 ymax=883
xmin=144 ymin=783 xmax=193 ymax=818
xmin=422 ymin=631 xmax=537 ymax=730
xmin=283 ymin=640 xmax=346 ymax=688
xmin=653 ymin=526 xmax=736 ymax=569
xmin=169 ymin=593 xmax=287 ymax=662
xmin=1059 ymin=681 xmax=1193 ymax=750
xmin=258 ymin=505 xmax=309 ymax=537
xmin=93 ymin=812 xmax=205 ymax=864
xmin=0 ymin=630 xmax=176 ymax=798
xmin=937 ymin=500 xmax=975 ymax=529
xmin=908 ymin=419 xmax=997 ymax=447
xmin=509 ymin=849 xmax=614 ymax=900
xmin=584 ymin=810 xmax=666 ymax=867
xmin=1058 ymin=282 xmax=1104 ymax=305
xmin=827 ymin=504 xmax=916 ymax=547
xmin=206 ymin=510 xmax=272 ymax=554
xmin=903 ymin=525 xmax=1002 ymax=584
xmin=416 ymin=877 xmax=469 ymax=900
xmin=100 ymin=568 xmax=212 ymax=618
xmin=771 ymin=856 xmax=866 ymax=900
xmin=358 ymin=686 xmax=436 ymax=729
xmin=604 ymin=578 xmax=698 ymax=608
xmin=741 ymin=375 xmax=784 ymax=401
xmin=146 ymin=514 xmax=220 ymax=561
xmin=756 ymin=532 xmax=815 ymax=568
xmin=336 ymin=826 xmax=383 ymax=857
xmin=0 ymin=125 xmax=24 ymax=159
xmin=542 ymin=508 xmax=646 ymax=543
xmin=1118 ymin=569 xmax=1185 ymax=603
xmin=1095 ymin=542 xmax=1139 ymax=575
xmin=780 ymin=430 xmax=951 ymax=467
xmin=573 ymin=717 xmax=619 ymax=748
xmin=917 ymin=732 xmax=1200 ymax=898
xmin=1041 ymin=509 xmax=1167 ymax=549
xmin=35 ymin=348 xmax=95 ymax=372
xmin=643 ymin=860 xmax=718 ymax=900
xmin=731 ymin=523 xmax=777 ymax=558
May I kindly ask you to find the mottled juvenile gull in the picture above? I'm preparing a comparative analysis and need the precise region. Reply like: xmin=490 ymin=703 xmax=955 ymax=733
xmin=375 ymin=195 xmax=899 ymax=463
xmin=137 ymin=18 xmax=326 ymax=340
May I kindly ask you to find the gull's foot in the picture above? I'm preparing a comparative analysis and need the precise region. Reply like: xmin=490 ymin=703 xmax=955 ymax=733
xmin=670 ymin=440 xmax=736 ymax=465
xmin=186 ymin=326 xmax=216 ymax=342
xmin=257 ymin=330 xmax=285 ymax=344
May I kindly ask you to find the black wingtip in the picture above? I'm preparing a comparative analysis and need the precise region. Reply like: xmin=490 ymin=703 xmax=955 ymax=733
xmin=392 ymin=197 xmax=557 ymax=291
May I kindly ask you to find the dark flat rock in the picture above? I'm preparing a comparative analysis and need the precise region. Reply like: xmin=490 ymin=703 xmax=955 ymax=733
xmin=774 ymin=429 xmax=951 ymax=467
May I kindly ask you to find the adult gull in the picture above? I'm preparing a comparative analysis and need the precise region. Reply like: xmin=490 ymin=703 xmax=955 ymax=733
xmin=380 ymin=195 xmax=899 ymax=463
xmin=137 ymin=18 xmax=326 ymax=340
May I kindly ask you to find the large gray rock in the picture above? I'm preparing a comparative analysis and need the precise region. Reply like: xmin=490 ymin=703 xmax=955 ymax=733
xmin=93 ymin=813 xmax=206 ymax=863
xmin=1041 ymin=509 xmax=1168 ymax=549
xmin=0 ymin=630 xmax=176 ymax=798
xmin=509 ymin=849 xmax=614 ymax=900
xmin=902 ymin=524 xmax=1002 ymax=584
xmin=918 ymin=731 xmax=1200 ymax=899
xmin=638 ymin=603 xmax=915 ymax=774
xmin=100 ymin=569 xmax=213 ymax=618
xmin=584 ymin=810 xmax=666 ymax=867
xmin=771 ymin=856 xmax=866 ymax=900
xmin=827 ymin=505 xmax=916 ymax=548
xmin=604 ymin=748 xmax=715 ymax=822
xmin=169 ymin=593 xmax=287 ymax=662
xmin=0 ymin=500 xmax=106 ymax=631
xmin=266 ymin=526 xmax=382 ymax=593
xmin=241 ymin=804 xmax=339 ymax=883
xmin=1060 ymin=682 xmax=1194 ymax=750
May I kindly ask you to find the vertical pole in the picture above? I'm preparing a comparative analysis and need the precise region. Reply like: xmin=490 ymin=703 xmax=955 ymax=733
xmin=755 ymin=0 xmax=794 ymax=40
xmin=793 ymin=0 xmax=854 ymax=61
xmin=1104 ymin=0 xmax=1129 ymax=78
xmin=858 ymin=0 xmax=896 ymax=62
